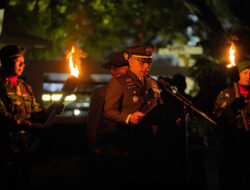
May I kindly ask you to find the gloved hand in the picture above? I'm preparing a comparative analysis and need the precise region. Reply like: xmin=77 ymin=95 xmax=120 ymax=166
xmin=49 ymin=102 xmax=65 ymax=115
xmin=231 ymin=96 xmax=245 ymax=111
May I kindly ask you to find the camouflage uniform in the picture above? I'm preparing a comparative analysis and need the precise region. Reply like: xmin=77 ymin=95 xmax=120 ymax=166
xmin=0 ymin=76 xmax=49 ymax=128
xmin=0 ymin=75 xmax=49 ymax=168
xmin=214 ymin=85 xmax=250 ymax=189
xmin=214 ymin=86 xmax=250 ymax=129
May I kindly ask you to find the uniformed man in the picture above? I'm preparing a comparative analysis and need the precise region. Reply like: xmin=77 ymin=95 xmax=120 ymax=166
xmin=87 ymin=51 xmax=129 ymax=155
xmin=87 ymin=51 xmax=128 ymax=184
xmin=104 ymin=44 xmax=162 ymax=184
xmin=214 ymin=60 xmax=250 ymax=190
xmin=0 ymin=45 xmax=63 ymax=188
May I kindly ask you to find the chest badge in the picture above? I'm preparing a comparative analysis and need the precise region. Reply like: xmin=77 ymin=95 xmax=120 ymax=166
xmin=133 ymin=96 xmax=139 ymax=103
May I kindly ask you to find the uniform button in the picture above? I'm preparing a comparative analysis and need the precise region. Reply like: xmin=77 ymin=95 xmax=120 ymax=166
xmin=133 ymin=90 xmax=136 ymax=94
xmin=147 ymin=101 xmax=151 ymax=104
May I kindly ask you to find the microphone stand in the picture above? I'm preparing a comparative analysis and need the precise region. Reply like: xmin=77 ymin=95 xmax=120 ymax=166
xmin=158 ymin=77 xmax=217 ymax=182
xmin=158 ymin=78 xmax=217 ymax=125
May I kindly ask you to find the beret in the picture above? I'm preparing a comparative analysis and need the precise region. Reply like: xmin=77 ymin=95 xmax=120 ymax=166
xmin=237 ymin=60 xmax=250 ymax=73
xmin=0 ymin=45 xmax=25 ymax=61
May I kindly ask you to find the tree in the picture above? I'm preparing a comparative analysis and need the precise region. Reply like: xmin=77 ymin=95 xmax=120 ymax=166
xmin=7 ymin=0 xmax=192 ymax=60
xmin=6 ymin=0 xmax=250 ymax=80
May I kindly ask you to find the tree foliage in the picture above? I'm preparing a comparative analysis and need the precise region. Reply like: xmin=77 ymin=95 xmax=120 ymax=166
xmin=6 ymin=0 xmax=250 ymax=60
xmin=7 ymin=0 xmax=192 ymax=60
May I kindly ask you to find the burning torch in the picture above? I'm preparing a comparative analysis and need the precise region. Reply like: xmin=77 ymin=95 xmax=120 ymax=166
xmin=44 ymin=46 xmax=85 ymax=128
xmin=227 ymin=42 xmax=249 ymax=131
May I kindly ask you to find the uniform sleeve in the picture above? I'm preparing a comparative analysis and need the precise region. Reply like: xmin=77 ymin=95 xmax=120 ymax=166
xmin=104 ymin=78 xmax=129 ymax=123
xmin=0 ymin=97 xmax=31 ymax=127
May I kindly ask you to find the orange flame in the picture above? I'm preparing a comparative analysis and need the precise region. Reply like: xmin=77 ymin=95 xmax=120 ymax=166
xmin=227 ymin=42 xmax=236 ymax=68
xmin=67 ymin=46 xmax=79 ymax=77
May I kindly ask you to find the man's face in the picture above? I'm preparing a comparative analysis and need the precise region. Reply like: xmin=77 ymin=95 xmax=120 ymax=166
xmin=13 ymin=55 xmax=25 ymax=76
xmin=238 ymin=68 xmax=250 ymax=86
xmin=110 ymin=65 xmax=128 ymax=78
xmin=129 ymin=57 xmax=152 ymax=78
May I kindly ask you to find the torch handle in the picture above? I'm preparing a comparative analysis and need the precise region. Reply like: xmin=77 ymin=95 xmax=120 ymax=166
xmin=233 ymin=82 xmax=249 ymax=131
xmin=44 ymin=94 xmax=66 ymax=128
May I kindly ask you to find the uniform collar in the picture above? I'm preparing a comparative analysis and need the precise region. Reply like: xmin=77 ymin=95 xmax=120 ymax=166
xmin=127 ymin=69 xmax=152 ymax=90
xmin=127 ymin=69 xmax=144 ymax=88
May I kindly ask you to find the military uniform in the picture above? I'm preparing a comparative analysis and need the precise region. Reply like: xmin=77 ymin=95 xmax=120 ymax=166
xmin=87 ymin=85 xmax=122 ymax=155
xmin=214 ymin=86 xmax=250 ymax=128
xmin=0 ymin=75 xmax=50 ymax=161
xmin=104 ymin=69 xmax=162 ymax=183
xmin=214 ymin=85 xmax=250 ymax=189
xmin=86 ymin=51 xmax=129 ymax=184
xmin=0 ymin=76 xmax=48 ymax=126
xmin=0 ymin=44 xmax=64 ymax=188
xmin=0 ymin=75 xmax=52 ymax=189
xmin=104 ymin=69 xmax=162 ymax=123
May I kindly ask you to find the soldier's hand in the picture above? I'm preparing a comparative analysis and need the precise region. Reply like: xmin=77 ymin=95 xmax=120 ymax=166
xmin=129 ymin=111 xmax=145 ymax=125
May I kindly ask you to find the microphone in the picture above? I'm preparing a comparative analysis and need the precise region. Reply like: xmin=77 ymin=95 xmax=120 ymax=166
xmin=158 ymin=76 xmax=193 ymax=105
xmin=158 ymin=76 xmax=177 ymax=92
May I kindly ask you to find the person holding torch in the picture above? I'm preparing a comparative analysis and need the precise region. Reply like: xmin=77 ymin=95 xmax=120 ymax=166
xmin=214 ymin=60 xmax=250 ymax=190
xmin=0 ymin=45 xmax=64 ymax=188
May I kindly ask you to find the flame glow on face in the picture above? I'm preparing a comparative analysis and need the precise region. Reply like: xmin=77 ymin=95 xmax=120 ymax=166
xmin=227 ymin=42 xmax=236 ymax=68
xmin=67 ymin=46 xmax=79 ymax=77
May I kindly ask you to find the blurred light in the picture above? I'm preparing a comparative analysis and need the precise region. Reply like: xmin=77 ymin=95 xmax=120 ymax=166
xmin=42 ymin=94 xmax=51 ymax=101
xmin=74 ymin=109 xmax=81 ymax=116
xmin=83 ymin=102 xmax=90 ymax=107
xmin=43 ymin=93 xmax=77 ymax=102
xmin=52 ymin=94 xmax=63 ymax=101
xmin=65 ymin=94 xmax=77 ymax=101
xmin=43 ymin=83 xmax=64 ymax=92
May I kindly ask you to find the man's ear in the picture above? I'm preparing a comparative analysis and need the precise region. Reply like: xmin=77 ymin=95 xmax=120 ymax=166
xmin=128 ymin=57 xmax=133 ymax=67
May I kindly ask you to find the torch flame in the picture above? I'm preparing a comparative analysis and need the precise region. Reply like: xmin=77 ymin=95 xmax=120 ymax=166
xmin=227 ymin=42 xmax=236 ymax=68
xmin=67 ymin=46 xmax=79 ymax=77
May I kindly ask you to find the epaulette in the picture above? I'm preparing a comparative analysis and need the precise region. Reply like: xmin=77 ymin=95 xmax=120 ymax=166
xmin=115 ymin=72 xmax=128 ymax=83
xmin=115 ymin=73 xmax=135 ymax=88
